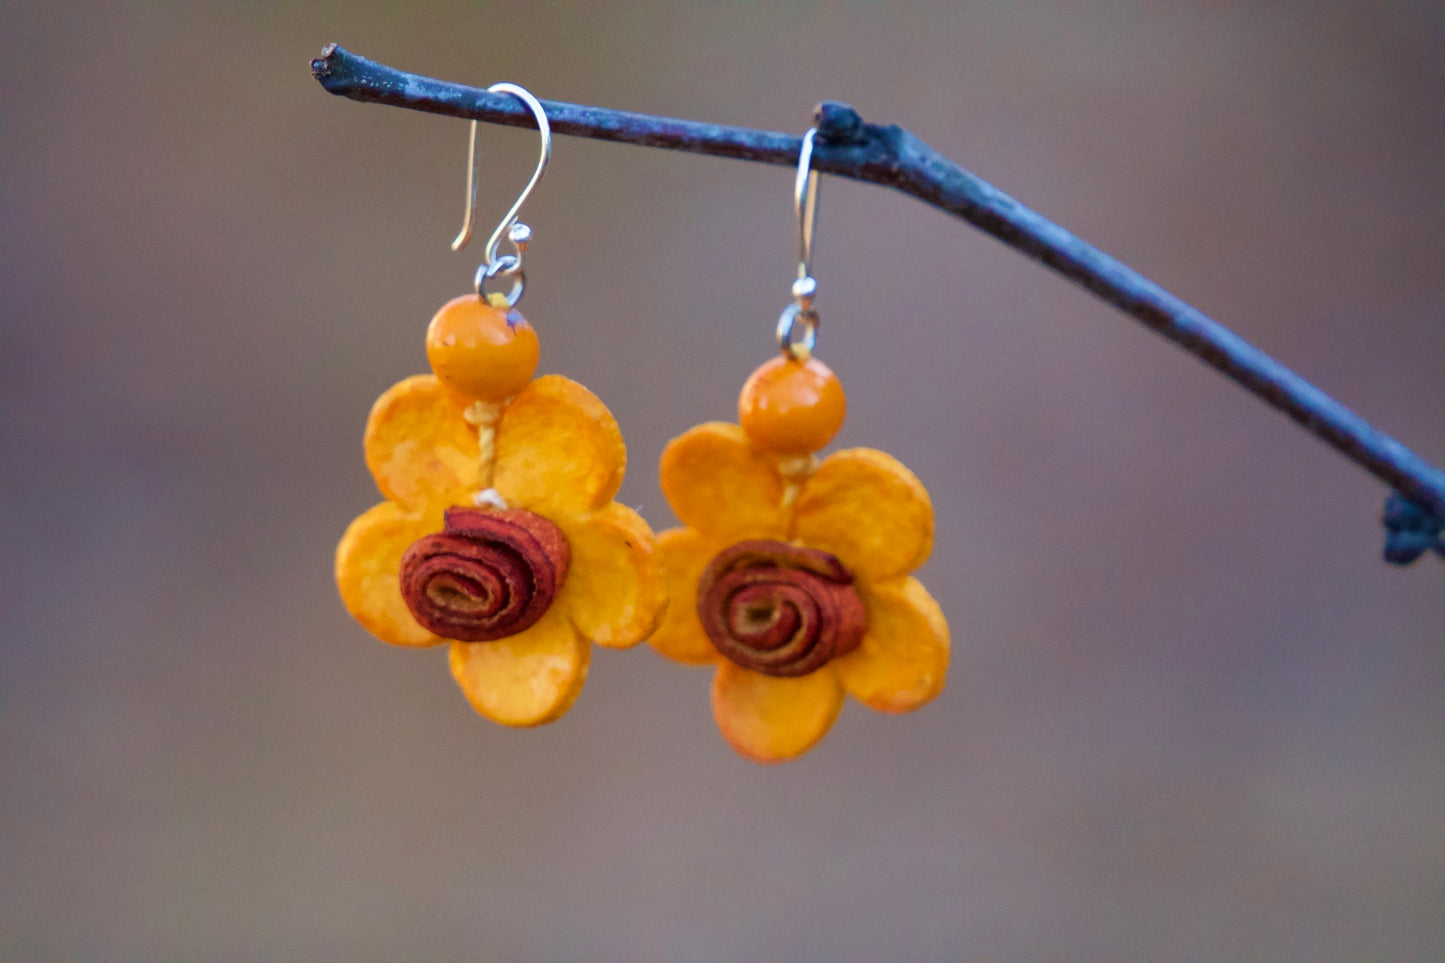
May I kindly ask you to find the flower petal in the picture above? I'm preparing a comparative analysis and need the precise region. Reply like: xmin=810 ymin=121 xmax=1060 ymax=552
xmin=335 ymin=501 xmax=444 ymax=648
xmin=559 ymin=503 xmax=666 ymax=649
xmin=364 ymin=375 xmax=479 ymax=511
xmin=710 ymin=662 xmax=843 ymax=763
xmin=647 ymin=527 xmax=722 ymax=665
xmin=448 ymin=603 xmax=590 ymax=726
xmin=834 ymin=577 xmax=949 ymax=712
xmin=493 ymin=374 xmax=625 ymax=516
xmin=659 ymin=422 xmax=785 ymax=540
xmin=792 ymin=447 xmax=934 ymax=581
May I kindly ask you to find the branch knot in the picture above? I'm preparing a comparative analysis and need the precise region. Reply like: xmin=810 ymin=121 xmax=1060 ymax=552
xmin=814 ymin=101 xmax=865 ymax=145
xmin=1381 ymin=492 xmax=1445 ymax=565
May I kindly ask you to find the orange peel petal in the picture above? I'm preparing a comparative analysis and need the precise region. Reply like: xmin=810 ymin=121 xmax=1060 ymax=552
xmin=835 ymin=577 xmax=949 ymax=713
xmin=363 ymin=375 xmax=479 ymax=511
xmin=335 ymin=501 xmax=444 ymax=648
xmin=648 ymin=527 xmax=722 ymax=665
xmin=558 ymin=503 xmax=666 ymax=649
xmin=793 ymin=447 xmax=934 ymax=581
xmin=659 ymin=422 xmax=785 ymax=540
xmin=710 ymin=662 xmax=844 ymax=763
xmin=448 ymin=603 xmax=591 ymax=726
xmin=493 ymin=374 xmax=625 ymax=516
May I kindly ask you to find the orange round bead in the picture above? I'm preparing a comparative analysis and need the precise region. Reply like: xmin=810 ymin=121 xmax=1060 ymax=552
xmin=738 ymin=355 xmax=846 ymax=455
xmin=425 ymin=294 xmax=540 ymax=402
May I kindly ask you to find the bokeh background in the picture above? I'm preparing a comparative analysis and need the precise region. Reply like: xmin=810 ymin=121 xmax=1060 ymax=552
xmin=3 ymin=2 xmax=1443 ymax=959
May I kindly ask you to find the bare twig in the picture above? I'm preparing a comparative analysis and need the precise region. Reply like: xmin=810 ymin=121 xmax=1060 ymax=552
xmin=312 ymin=44 xmax=1445 ymax=560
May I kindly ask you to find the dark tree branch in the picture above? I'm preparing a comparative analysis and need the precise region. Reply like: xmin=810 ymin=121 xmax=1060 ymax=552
xmin=312 ymin=44 xmax=1445 ymax=562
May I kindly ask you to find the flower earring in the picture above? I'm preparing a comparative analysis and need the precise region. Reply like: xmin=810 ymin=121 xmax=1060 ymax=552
xmin=647 ymin=128 xmax=949 ymax=763
xmin=336 ymin=85 xmax=666 ymax=727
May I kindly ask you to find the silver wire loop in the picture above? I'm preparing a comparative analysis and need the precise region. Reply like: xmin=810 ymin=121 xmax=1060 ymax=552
xmin=776 ymin=302 xmax=819 ymax=359
xmin=777 ymin=128 xmax=821 ymax=359
xmin=452 ymin=83 xmax=552 ymax=307
xmin=475 ymin=257 xmax=525 ymax=307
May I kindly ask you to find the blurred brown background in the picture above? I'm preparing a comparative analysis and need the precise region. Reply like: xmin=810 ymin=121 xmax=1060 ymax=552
xmin=3 ymin=2 xmax=1443 ymax=959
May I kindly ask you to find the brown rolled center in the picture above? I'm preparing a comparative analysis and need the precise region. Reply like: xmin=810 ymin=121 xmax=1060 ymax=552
xmin=697 ymin=539 xmax=866 ymax=677
xmin=400 ymin=506 xmax=570 ymax=642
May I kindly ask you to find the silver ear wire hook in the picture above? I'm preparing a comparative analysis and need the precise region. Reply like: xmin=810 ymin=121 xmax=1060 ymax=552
xmin=777 ymin=127 xmax=821 ymax=358
xmin=795 ymin=127 xmax=820 ymax=284
xmin=452 ymin=82 xmax=552 ymax=306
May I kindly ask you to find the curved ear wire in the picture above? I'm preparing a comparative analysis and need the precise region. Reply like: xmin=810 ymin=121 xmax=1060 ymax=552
xmin=777 ymin=127 xmax=821 ymax=359
xmin=452 ymin=83 xmax=552 ymax=305
xmin=794 ymin=127 xmax=819 ymax=283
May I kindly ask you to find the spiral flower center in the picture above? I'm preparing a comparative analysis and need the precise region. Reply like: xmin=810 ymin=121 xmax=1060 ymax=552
xmin=400 ymin=506 xmax=570 ymax=642
xmin=697 ymin=539 xmax=866 ymax=677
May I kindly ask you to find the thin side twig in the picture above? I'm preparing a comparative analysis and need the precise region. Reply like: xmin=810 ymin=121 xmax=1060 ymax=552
xmin=312 ymin=44 xmax=1445 ymax=553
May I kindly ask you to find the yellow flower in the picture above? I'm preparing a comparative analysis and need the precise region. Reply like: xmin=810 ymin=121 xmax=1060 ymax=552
xmin=648 ymin=422 xmax=949 ymax=763
xmin=336 ymin=373 xmax=666 ymax=726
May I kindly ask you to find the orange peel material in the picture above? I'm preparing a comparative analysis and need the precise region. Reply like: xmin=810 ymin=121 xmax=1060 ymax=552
xmin=659 ymin=422 xmax=786 ymax=540
xmin=650 ymin=528 xmax=724 ymax=665
xmin=558 ymin=502 xmax=667 ymax=649
xmin=834 ymin=577 xmax=948 ymax=713
xmin=494 ymin=374 xmax=626 ymax=516
xmin=649 ymin=416 xmax=948 ymax=763
xmin=401 ymin=506 xmax=571 ymax=642
xmin=695 ymin=539 xmax=866 ymax=677
xmin=336 ymin=500 xmax=445 ymax=649
xmin=363 ymin=375 xmax=479 ymax=510
xmin=448 ymin=603 xmax=591 ymax=726
xmin=338 ymin=368 xmax=664 ymax=728
xmin=711 ymin=660 xmax=845 ymax=763
xmin=792 ymin=448 xmax=934 ymax=582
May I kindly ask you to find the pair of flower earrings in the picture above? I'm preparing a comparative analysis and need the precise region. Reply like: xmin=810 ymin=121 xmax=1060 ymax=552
xmin=335 ymin=85 xmax=948 ymax=763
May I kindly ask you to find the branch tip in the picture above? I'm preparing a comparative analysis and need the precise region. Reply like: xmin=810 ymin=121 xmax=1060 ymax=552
xmin=814 ymin=101 xmax=865 ymax=144
xmin=311 ymin=43 xmax=338 ymax=80
xmin=1381 ymin=492 xmax=1445 ymax=566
